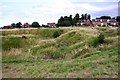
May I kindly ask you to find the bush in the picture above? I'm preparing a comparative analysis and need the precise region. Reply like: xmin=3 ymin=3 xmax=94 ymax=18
xmin=98 ymin=33 xmax=105 ymax=44
xmin=90 ymin=38 xmax=99 ymax=47
xmin=89 ymin=33 xmax=105 ymax=47
xmin=22 ymin=36 xmax=27 ymax=39
xmin=52 ymin=30 xmax=63 ymax=38
xmin=2 ymin=37 xmax=26 ymax=51
xmin=36 ymin=29 xmax=64 ymax=39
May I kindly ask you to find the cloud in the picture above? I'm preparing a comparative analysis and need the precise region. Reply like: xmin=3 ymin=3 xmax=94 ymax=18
xmin=70 ymin=0 xmax=119 ymax=2
xmin=0 ymin=0 xmax=118 ymax=27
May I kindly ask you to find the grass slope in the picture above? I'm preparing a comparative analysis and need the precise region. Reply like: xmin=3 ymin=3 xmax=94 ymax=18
xmin=2 ymin=27 xmax=119 ymax=78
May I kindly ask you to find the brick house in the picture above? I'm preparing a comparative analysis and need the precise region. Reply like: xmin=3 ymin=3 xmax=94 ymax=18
xmin=78 ymin=19 xmax=95 ymax=27
xmin=94 ymin=19 xmax=110 ymax=27
xmin=95 ymin=19 xmax=118 ymax=27
xmin=110 ymin=19 xmax=118 ymax=26
xmin=47 ymin=23 xmax=56 ymax=28
xmin=2 ymin=25 xmax=14 ymax=29
xmin=22 ymin=23 xmax=32 ymax=28
xmin=78 ymin=19 xmax=87 ymax=26
xmin=78 ymin=18 xmax=118 ymax=27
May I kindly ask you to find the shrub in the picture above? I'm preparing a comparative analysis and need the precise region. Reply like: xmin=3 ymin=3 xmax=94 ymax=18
xmin=22 ymin=36 xmax=27 ymax=39
xmin=98 ymin=33 xmax=105 ymax=44
xmin=89 ymin=33 xmax=105 ymax=47
xmin=90 ymin=38 xmax=99 ymax=47
xmin=2 ymin=37 xmax=26 ymax=51
xmin=36 ymin=29 xmax=64 ymax=39
xmin=52 ymin=29 xmax=63 ymax=38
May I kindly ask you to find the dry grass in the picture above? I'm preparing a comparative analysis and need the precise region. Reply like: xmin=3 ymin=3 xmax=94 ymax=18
xmin=2 ymin=27 xmax=118 ymax=78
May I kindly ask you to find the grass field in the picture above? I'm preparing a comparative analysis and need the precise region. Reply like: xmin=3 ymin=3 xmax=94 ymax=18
xmin=1 ymin=27 xmax=119 ymax=78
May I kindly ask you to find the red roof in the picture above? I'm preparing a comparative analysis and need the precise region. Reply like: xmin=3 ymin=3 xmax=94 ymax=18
xmin=2 ymin=26 xmax=14 ymax=29
xmin=47 ymin=23 xmax=56 ymax=27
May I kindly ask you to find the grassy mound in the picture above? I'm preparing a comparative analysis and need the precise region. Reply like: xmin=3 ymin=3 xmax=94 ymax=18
xmin=2 ymin=37 xmax=27 ymax=51
xmin=36 ymin=28 xmax=64 ymax=39
xmin=2 ymin=27 xmax=118 ymax=60
xmin=2 ymin=27 xmax=118 ymax=78
xmin=30 ymin=30 xmax=94 ymax=59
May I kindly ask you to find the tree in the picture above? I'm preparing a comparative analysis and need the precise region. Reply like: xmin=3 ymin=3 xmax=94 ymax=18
xmin=57 ymin=16 xmax=64 ymax=26
xmin=87 ymin=14 xmax=91 ymax=20
xmin=85 ymin=13 xmax=87 ymax=19
xmin=64 ymin=16 xmax=72 ymax=26
xmin=81 ymin=13 xmax=91 ymax=20
xmin=64 ymin=21 xmax=71 ymax=26
xmin=11 ymin=23 xmax=16 ymax=28
xmin=42 ymin=24 xmax=49 ymax=28
xmin=116 ymin=16 xmax=120 ymax=25
xmin=99 ymin=16 xmax=111 ymax=19
xmin=112 ymin=17 xmax=116 ymax=19
xmin=69 ymin=15 xmax=73 ymax=26
xmin=32 ymin=22 xmax=40 ymax=28
xmin=57 ymin=15 xmax=73 ymax=27
xmin=116 ymin=16 xmax=120 ymax=21
xmin=81 ymin=14 xmax=85 ymax=19
xmin=73 ymin=13 xmax=80 ymax=26
xmin=16 ymin=22 xmax=22 ymax=28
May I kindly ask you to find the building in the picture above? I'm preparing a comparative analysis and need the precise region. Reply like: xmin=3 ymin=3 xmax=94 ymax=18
xmin=22 ymin=23 xmax=32 ymax=28
xmin=94 ymin=19 xmax=110 ymax=27
xmin=2 ymin=25 xmax=14 ymax=29
xmin=95 ymin=19 xmax=118 ymax=27
xmin=78 ymin=18 xmax=118 ymax=27
xmin=78 ymin=19 xmax=95 ymax=27
xmin=47 ymin=23 xmax=56 ymax=28
xmin=78 ymin=19 xmax=87 ymax=26
xmin=110 ymin=19 xmax=118 ymax=26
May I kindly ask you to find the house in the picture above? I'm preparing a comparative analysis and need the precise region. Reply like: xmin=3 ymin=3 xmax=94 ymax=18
xmin=47 ymin=23 xmax=56 ymax=28
xmin=86 ymin=19 xmax=91 ymax=26
xmin=2 ymin=25 xmax=14 ymax=29
xmin=92 ymin=19 xmax=96 ymax=26
xmin=78 ymin=19 xmax=95 ymax=27
xmin=94 ymin=19 xmax=110 ymax=27
xmin=22 ymin=23 xmax=32 ymax=28
xmin=78 ymin=18 xmax=118 ymax=27
xmin=110 ymin=19 xmax=118 ymax=26
xmin=94 ymin=19 xmax=118 ymax=27
xmin=78 ymin=19 xmax=87 ymax=26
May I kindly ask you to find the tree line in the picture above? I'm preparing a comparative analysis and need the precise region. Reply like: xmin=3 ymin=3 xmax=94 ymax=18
xmin=57 ymin=13 xmax=120 ymax=27
xmin=8 ymin=13 xmax=120 ymax=28
xmin=57 ymin=13 xmax=91 ymax=27
xmin=11 ymin=22 xmax=42 ymax=28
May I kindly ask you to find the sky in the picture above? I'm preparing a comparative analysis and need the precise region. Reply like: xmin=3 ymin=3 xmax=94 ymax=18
xmin=0 ymin=0 xmax=119 ymax=27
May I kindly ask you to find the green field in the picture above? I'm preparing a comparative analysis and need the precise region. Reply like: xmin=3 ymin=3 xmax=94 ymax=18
xmin=1 ymin=27 xmax=119 ymax=78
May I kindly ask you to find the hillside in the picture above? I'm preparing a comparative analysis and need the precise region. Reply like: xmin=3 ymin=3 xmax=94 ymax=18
xmin=2 ymin=27 xmax=119 ymax=78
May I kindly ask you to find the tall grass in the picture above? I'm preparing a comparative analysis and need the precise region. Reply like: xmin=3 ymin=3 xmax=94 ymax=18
xmin=2 ymin=37 xmax=25 ymax=51
xmin=36 ymin=28 xmax=64 ymax=39
xmin=2 ymin=27 xmax=118 ymax=78
xmin=30 ymin=30 xmax=94 ymax=59
xmin=2 ymin=27 xmax=118 ymax=60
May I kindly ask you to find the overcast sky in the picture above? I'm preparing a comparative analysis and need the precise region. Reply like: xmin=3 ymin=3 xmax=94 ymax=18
xmin=0 ymin=0 xmax=119 ymax=27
